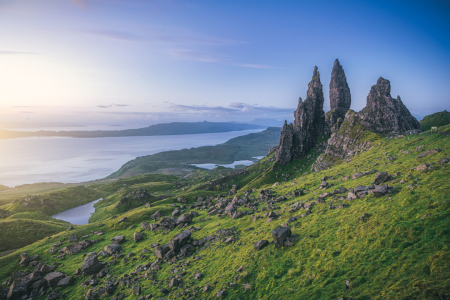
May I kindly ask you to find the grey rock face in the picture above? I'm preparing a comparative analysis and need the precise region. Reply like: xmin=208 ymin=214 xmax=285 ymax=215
xmin=104 ymin=244 xmax=122 ymax=254
xmin=169 ymin=230 xmax=191 ymax=252
xmin=7 ymin=281 xmax=30 ymax=300
xmin=326 ymin=59 xmax=351 ymax=132
xmin=81 ymin=255 xmax=101 ymax=275
xmin=154 ymin=244 xmax=170 ymax=259
xmin=272 ymin=227 xmax=292 ymax=248
xmin=44 ymin=271 xmax=65 ymax=287
xmin=276 ymin=66 xmax=329 ymax=165
xmin=134 ymin=232 xmax=144 ymax=243
xmin=359 ymin=77 xmax=421 ymax=134
xmin=330 ymin=59 xmax=351 ymax=112
xmin=254 ymin=240 xmax=269 ymax=251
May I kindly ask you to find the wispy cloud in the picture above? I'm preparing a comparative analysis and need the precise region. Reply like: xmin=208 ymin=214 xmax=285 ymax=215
xmin=84 ymin=30 xmax=140 ymax=42
xmin=166 ymin=48 xmax=274 ymax=69
xmin=168 ymin=102 xmax=293 ymax=116
xmin=97 ymin=103 xmax=129 ymax=108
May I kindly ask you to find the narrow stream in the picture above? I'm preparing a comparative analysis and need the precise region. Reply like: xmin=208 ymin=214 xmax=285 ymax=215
xmin=51 ymin=198 xmax=102 ymax=225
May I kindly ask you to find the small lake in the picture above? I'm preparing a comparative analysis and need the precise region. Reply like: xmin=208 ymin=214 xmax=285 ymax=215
xmin=51 ymin=198 xmax=102 ymax=225
xmin=191 ymin=156 xmax=265 ymax=170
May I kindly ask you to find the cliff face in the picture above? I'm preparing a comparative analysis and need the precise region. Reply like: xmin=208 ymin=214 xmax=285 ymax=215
xmin=325 ymin=59 xmax=351 ymax=133
xmin=358 ymin=77 xmax=421 ymax=134
xmin=312 ymin=76 xmax=421 ymax=172
xmin=275 ymin=67 xmax=329 ymax=165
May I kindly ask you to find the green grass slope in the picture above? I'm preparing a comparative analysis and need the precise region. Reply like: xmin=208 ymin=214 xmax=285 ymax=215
xmin=420 ymin=110 xmax=450 ymax=131
xmin=2 ymin=186 xmax=107 ymax=216
xmin=0 ymin=127 xmax=449 ymax=299
xmin=0 ymin=212 xmax=70 ymax=252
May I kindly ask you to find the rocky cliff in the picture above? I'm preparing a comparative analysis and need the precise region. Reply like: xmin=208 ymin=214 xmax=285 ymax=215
xmin=358 ymin=77 xmax=421 ymax=134
xmin=275 ymin=67 xmax=329 ymax=165
xmin=312 ymin=76 xmax=421 ymax=172
xmin=325 ymin=59 xmax=351 ymax=132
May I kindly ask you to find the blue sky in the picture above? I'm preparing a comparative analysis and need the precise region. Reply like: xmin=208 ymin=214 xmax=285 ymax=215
xmin=0 ymin=0 xmax=449 ymax=127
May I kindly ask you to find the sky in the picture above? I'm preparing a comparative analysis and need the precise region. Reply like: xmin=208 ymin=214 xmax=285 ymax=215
xmin=0 ymin=0 xmax=449 ymax=129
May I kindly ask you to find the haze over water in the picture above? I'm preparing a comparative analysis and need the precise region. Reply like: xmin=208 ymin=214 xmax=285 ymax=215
xmin=0 ymin=129 xmax=264 ymax=187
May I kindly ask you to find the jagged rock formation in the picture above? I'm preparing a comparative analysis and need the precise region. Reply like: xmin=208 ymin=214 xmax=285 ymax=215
xmin=325 ymin=59 xmax=351 ymax=132
xmin=311 ymin=110 xmax=377 ymax=172
xmin=358 ymin=77 xmax=421 ymax=134
xmin=312 ymin=77 xmax=421 ymax=172
xmin=275 ymin=67 xmax=329 ymax=165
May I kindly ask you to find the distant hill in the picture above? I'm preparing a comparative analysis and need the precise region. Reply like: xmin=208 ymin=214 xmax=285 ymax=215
xmin=107 ymin=126 xmax=281 ymax=178
xmin=0 ymin=121 xmax=265 ymax=139
xmin=419 ymin=110 xmax=450 ymax=131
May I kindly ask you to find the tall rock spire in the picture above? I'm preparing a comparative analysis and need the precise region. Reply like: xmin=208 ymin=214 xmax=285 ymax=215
xmin=326 ymin=59 xmax=351 ymax=132
xmin=329 ymin=59 xmax=351 ymax=111
xmin=275 ymin=66 xmax=329 ymax=165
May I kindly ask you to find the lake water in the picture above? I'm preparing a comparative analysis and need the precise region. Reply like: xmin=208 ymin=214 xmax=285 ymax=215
xmin=191 ymin=156 xmax=265 ymax=170
xmin=51 ymin=198 xmax=102 ymax=225
xmin=0 ymin=129 xmax=264 ymax=187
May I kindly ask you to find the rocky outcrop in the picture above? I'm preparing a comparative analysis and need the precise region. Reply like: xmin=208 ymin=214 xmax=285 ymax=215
xmin=275 ymin=66 xmax=329 ymax=165
xmin=312 ymin=110 xmax=377 ymax=172
xmin=312 ymin=76 xmax=421 ymax=172
xmin=358 ymin=77 xmax=421 ymax=134
xmin=326 ymin=59 xmax=351 ymax=132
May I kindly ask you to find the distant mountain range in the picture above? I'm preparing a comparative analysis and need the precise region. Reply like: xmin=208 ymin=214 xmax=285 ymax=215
xmin=0 ymin=121 xmax=266 ymax=139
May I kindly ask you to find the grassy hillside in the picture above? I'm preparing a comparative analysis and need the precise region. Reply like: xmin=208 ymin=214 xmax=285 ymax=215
xmin=0 ymin=125 xmax=448 ymax=299
xmin=420 ymin=110 xmax=450 ymax=131
xmin=0 ymin=212 xmax=70 ymax=252
xmin=107 ymin=127 xmax=281 ymax=178
xmin=2 ymin=185 xmax=107 ymax=216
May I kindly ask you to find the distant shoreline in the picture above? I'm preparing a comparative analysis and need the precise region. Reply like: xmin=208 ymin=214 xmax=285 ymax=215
xmin=0 ymin=121 xmax=265 ymax=139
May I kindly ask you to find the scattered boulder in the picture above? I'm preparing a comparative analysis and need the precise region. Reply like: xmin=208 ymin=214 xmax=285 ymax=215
xmin=44 ymin=271 xmax=65 ymax=287
xmin=360 ymin=213 xmax=370 ymax=222
xmin=352 ymin=172 xmax=363 ymax=180
xmin=177 ymin=213 xmax=193 ymax=225
xmin=272 ymin=227 xmax=292 ymax=248
xmin=118 ymin=217 xmax=127 ymax=223
xmin=134 ymin=232 xmax=144 ymax=243
xmin=132 ymin=285 xmax=140 ymax=296
xmin=194 ymin=273 xmax=202 ymax=280
xmin=254 ymin=240 xmax=269 ymax=251
xmin=57 ymin=276 xmax=74 ymax=288
xmin=81 ymin=255 xmax=101 ymax=275
xmin=373 ymin=171 xmax=389 ymax=185
xmin=154 ymin=244 xmax=170 ymax=259
xmin=141 ymin=222 xmax=151 ymax=231
xmin=169 ymin=230 xmax=191 ymax=252
xmin=104 ymin=244 xmax=122 ymax=255
xmin=373 ymin=185 xmax=388 ymax=197
xmin=62 ymin=243 xmax=83 ymax=255
xmin=347 ymin=192 xmax=358 ymax=200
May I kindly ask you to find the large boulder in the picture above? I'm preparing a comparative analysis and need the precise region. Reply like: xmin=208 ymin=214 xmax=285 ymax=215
xmin=154 ymin=244 xmax=170 ymax=259
xmin=373 ymin=171 xmax=389 ymax=185
xmin=176 ymin=213 xmax=193 ymax=225
xmin=169 ymin=230 xmax=191 ymax=253
xmin=134 ymin=232 xmax=144 ymax=243
xmin=57 ymin=276 xmax=74 ymax=288
xmin=62 ymin=243 xmax=82 ymax=255
xmin=141 ymin=222 xmax=151 ymax=231
xmin=44 ymin=272 xmax=65 ymax=287
xmin=373 ymin=185 xmax=388 ymax=197
xmin=104 ymin=244 xmax=122 ymax=255
xmin=254 ymin=240 xmax=269 ymax=251
xmin=81 ymin=255 xmax=101 ymax=275
xmin=272 ymin=227 xmax=292 ymax=248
